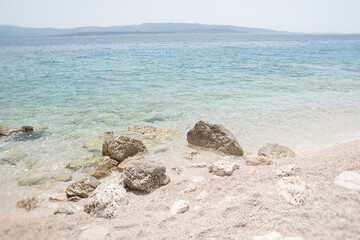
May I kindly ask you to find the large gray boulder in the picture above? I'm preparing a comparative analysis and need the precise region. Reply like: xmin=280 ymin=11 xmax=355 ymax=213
xmin=123 ymin=160 xmax=170 ymax=192
xmin=258 ymin=143 xmax=296 ymax=159
xmin=84 ymin=182 xmax=128 ymax=218
xmin=187 ymin=121 xmax=243 ymax=156
xmin=65 ymin=177 xmax=100 ymax=199
xmin=102 ymin=136 xmax=146 ymax=162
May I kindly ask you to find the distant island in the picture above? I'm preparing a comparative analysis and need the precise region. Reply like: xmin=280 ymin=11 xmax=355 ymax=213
xmin=0 ymin=23 xmax=288 ymax=38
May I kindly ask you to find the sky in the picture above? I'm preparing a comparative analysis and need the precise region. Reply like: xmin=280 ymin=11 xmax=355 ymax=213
xmin=0 ymin=0 xmax=359 ymax=33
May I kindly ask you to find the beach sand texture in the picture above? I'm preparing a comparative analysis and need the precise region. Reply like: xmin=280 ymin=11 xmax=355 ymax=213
xmin=0 ymin=139 xmax=359 ymax=240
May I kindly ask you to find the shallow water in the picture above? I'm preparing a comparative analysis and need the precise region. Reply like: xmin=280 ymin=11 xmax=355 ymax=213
xmin=0 ymin=33 xmax=360 ymax=191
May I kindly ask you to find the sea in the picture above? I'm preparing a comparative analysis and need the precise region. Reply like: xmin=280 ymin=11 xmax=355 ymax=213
xmin=0 ymin=33 xmax=360 ymax=191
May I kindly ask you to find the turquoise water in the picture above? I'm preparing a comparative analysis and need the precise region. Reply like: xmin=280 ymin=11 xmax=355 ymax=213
xmin=0 ymin=34 xmax=360 ymax=186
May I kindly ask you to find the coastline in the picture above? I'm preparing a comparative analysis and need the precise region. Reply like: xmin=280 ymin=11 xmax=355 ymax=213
xmin=0 ymin=139 xmax=359 ymax=240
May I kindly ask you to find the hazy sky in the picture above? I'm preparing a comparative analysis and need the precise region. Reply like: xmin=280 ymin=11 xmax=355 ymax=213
xmin=0 ymin=0 xmax=359 ymax=33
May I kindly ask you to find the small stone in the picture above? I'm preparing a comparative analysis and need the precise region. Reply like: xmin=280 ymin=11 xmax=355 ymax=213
xmin=54 ymin=203 xmax=78 ymax=215
xmin=334 ymin=171 xmax=360 ymax=191
xmin=245 ymin=156 xmax=272 ymax=166
xmin=32 ymin=194 xmax=47 ymax=202
xmin=208 ymin=160 xmax=239 ymax=176
xmin=24 ymin=160 xmax=37 ymax=170
xmin=51 ymin=173 xmax=72 ymax=182
xmin=1 ymin=152 xmax=28 ymax=165
xmin=18 ymin=177 xmax=48 ymax=186
xmin=171 ymin=166 xmax=183 ymax=175
xmin=275 ymin=165 xmax=301 ymax=177
xmin=171 ymin=200 xmax=189 ymax=214
xmin=258 ymin=143 xmax=296 ymax=159
xmin=90 ymin=157 xmax=118 ymax=179
xmin=16 ymin=198 xmax=37 ymax=211
xmin=276 ymin=176 xmax=309 ymax=205
xmin=50 ymin=193 xmax=67 ymax=202
xmin=37 ymin=182 xmax=54 ymax=191
xmin=65 ymin=177 xmax=100 ymax=199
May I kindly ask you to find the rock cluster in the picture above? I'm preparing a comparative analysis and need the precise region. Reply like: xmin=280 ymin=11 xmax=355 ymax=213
xmin=102 ymin=136 xmax=146 ymax=162
xmin=123 ymin=160 xmax=170 ymax=192
xmin=187 ymin=121 xmax=243 ymax=156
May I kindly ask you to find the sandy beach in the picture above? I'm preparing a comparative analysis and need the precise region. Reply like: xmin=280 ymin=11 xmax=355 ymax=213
xmin=0 ymin=136 xmax=359 ymax=240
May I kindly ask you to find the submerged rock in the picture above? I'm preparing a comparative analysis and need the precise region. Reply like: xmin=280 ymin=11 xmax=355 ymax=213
xmin=208 ymin=160 xmax=239 ymax=176
xmin=171 ymin=200 xmax=189 ymax=214
xmin=65 ymin=177 xmax=100 ymax=199
xmin=123 ymin=160 xmax=170 ymax=192
xmin=51 ymin=173 xmax=72 ymax=182
xmin=187 ymin=121 xmax=243 ymax=156
xmin=334 ymin=171 xmax=360 ymax=191
xmin=0 ymin=125 xmax=34 ymax=137
xmin=275 ymin=165 xmax=301 ymax=177
xmin=16 ymin=197 xmax=37 ymax=211
xmin=276 ymin=176 xmax=309 ymax=205
xmin=83 ymin=132 xmax=113 ymax=152
xmin=90 ymin=157 xmax=118 ymax=179
xmin=258 ymin=143 xmax=296 ymax=159
xmin=84 ymin=182 xmax=128 ymax=218
xmin=1 ymin=151 xmax=28 ymax=165
xmin=126 ymin=126 xmax=172 ymax=138
xmin=102 ymin=136 xmax=146 ymax=162
xmin=66 ymin=154 xmax=102 ymax=171
xmin=18 ymin=177 xmax=48 ymax=186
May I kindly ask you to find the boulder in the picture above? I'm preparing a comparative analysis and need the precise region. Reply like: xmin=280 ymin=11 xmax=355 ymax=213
xmin=208 ymin=160 xmax=239 ymax=176
xmin=102 ymin=136 xmax=146 ymax=162
xmin=84 ymin=182 xmax=128 ymax=218
xmin=90 ymin=157 xmax=118 ymax=179
xmin=245 ymin=156 xmax=272 ymax=166
xmin=123 ymin=160 xmax=170 ymax=192
xmin=16 ymin=197 xmax=37 ymax=211
xmin=258 ymin=143 xmax=296 ymax=159
xmin=334 ymin=171 xmax=360 ymax=191
xmin=171 ymin=200 xmax=189 ymax=214
xmin=65 ymin=177 xmax=100 ymax=199
xmin=253 ymin=231 xmax=304 ymax=240
xmin=275 ymin=165 xmax=301 ymax=177
xmin=276 ymin=176 xmax=309 ymax=205
xmin=187 ymin=121 xmax=243 ymax=156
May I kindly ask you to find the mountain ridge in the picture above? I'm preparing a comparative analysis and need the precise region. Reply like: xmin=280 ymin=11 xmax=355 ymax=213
xmin=0 ymin=23 xmax=289 ymax=38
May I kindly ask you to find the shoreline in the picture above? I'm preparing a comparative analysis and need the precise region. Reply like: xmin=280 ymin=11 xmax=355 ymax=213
xmin=0 ymin=138 xmax=359 ymax=239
